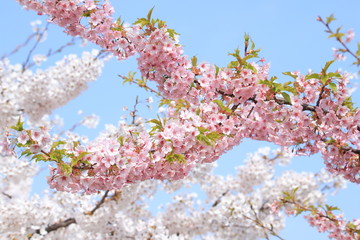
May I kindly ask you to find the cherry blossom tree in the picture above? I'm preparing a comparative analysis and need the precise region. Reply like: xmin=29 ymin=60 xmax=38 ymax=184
xmin=0 ymin=0 xmax=360 ymax=239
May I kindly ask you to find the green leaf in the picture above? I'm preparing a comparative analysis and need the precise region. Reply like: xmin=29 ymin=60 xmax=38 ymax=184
xmin=228 ymin=48 xmax=241 ymax=59
xmin=327 ymin=72 xmax=341 ymax=78
xmin=166 ymin=28 xmax=179 ymax=40
xmin=71 ymin=158 xmax=79 ymax=167
xmin=20 ymin=149 xmax=32 ymax=158
xmin=213 ymin=99 xmax=225 ymax=108
xmin=49 ymin=149 xmax=66 ymax=162
xmin=198 ymin=127 xmax=209 ymax=134
xmin=282 ymin=191 xmax=292 ymax=201
xmin=342 ymin=97 xmax=355 ymax=111
xmin=10 ymin=118 xmax=24 ymax=131
xmin=118 ymin=136 xmax=124 ymax=146
xmin=81 ymin=160 xmax=92 ymax=166
xmin=78 ymin=152 xmax=91 ymax=159
xmin=244 ymin=33 xmax=250 ymax=43
xmin=325 ymin=204 xmax=341 ymax=212
xmin=328 ymin=32 xmax=345 ymax=39
xmin=165 ymin=152 xmax=185 ymax=163
xmin=147 ymin=6 xmax=155 ymax=21
xmin=215 ymin=65 xmax=220 ymax=76
xmin=328 ymin=82 xmax=337 ymax=92
xmin=73 ymin=141 xmax=81 ymax=149
xmin=305 ymin=73 xmax=321 ymax=80
xmin=196 ymin=129 xmax=222 ymax=146
xmin=116 ymin=16 xmax=122 ymax=26
xmin=159 ymin=99 xmax=171 ymax=107
xmin=147 ymin=119 xmax=162 ymax=126
xmin=295 ymin=208 xmax=305 ymax=216
xmin=292 ymin=187 xmax=300 ymax=194
xmin=82 ymin=10 xmax=92 ymax=17
xmin=121 ymin=71 xmax=136 ymax=84
xmin=283 ymin=72 xmax=297 ymax=79
xmin=134 ymin=18 xmax=149 ymax=27
xmin=31 ymin=154 xmax=47 ymax=162
xmin=258 ymin=79 xmax=271 ymax=86
xmin=206 ymin=131 xmax=222 ymax=142
xmin=356 ymin=43 xmax=360 ymax=56
xmin=322 ymin=60 xmax=335 ymax=73
xmin=157 ymin=19 xmax=166 ymax=28
xmin=51 ymin=141 xmax=66 ymax=150
xmin=191 ymin=56 xmax=198 ymax=67
xmin=281 ymin=92 xmax=291 ymax=103
xmin=196 ymin=134 xmax=212 ymax=146
xmin=243 ymin=63 xmax=257 ymax=73
xmin=326 ymin=14 xmax=336 ymax=24
xmin=227 ymin=60 xmax=239 ymax=69
xmin=60 ymin=163 xmax=72 ymax=175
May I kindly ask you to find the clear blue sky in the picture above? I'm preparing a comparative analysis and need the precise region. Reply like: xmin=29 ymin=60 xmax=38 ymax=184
xmin=2 ymin=1 xmax=360 ymax=239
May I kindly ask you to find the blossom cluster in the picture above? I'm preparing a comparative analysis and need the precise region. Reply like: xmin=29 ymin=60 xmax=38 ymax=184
xmin=304 ymin=213 xmax=359 ymax=240
xmin=0 ymin=147 xmax=347 ymax=239
xmin=0 ymin=50 xmax=104 ymax=127
xmin=10 ymin=0 xmax=360 ymax=193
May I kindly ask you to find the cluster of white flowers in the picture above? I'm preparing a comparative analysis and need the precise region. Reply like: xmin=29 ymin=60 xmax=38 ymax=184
xmin=0 ymin=50 xmax=104 ymax=129
xmin=0 ymin=145 xmax=346 ymax=239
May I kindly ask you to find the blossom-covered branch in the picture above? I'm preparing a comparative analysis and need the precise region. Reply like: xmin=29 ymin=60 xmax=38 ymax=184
xmin=274 ymin=187 xmax=360 ymax=239
xmin=8 ymin=0 xmax=359 ymax=194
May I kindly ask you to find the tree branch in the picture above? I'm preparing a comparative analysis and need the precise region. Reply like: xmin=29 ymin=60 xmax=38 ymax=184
xmin=85 ymin=190 xmax=110 ymax=216
xmin=30 ymin=190 xmax=114 ymax=237
xmin=318 ymin=16 xmax=360 ymax=65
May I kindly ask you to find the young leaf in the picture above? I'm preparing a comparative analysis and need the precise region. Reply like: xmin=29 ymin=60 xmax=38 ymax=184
xmin=326 ymin=14 xmax=336 ymax=25
xmin=283 ymin=72 xmax=297 ymax=79
xmin=147 ymin=6 xmax=155 ymax=21
xmin=328 ymin=82 xmax=337 ymax=92
xmin=281 ymin=92 xmax=291 ymax=103
xmin=322 ymin=60 xmax=335 ymax=73
xmin=10 ymin=118 xmax=24 ymax=131
xmin=305 ymin=73 xmax=321 ymax=80
xmin=60 ymin=163 xmax=72 ymax=175
xmin=191 ymin=56 xmax=198 ymax=67
xmin=51 ymin=141 xmax=66 ymax=150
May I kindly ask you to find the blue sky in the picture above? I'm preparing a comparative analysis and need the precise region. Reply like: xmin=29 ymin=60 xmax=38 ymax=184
xmin=2 ymin=1 xmax=360 ymax=239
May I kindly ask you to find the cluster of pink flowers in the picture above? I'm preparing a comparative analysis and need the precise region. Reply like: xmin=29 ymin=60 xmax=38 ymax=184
xmin=13 ymin=0 xmax=360 ymax=193
xmin=305 ymin=213 xmax=359 ymax=240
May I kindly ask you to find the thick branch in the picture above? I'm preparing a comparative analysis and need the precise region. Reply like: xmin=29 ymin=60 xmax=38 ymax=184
xmin=32 ymin=218 xmax=76 ymax=237
xmin=31 ymin=190 xmax=112 ymax=237
xmin=45 ymin=218 xmax=76 ymax=233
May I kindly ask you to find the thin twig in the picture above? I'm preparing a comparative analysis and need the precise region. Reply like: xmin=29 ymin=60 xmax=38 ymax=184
xmin=1 ymin=33 xmax=38 ymax=60
xmin=31 ymin=218 xmax=76 ymax=239
xmin=1 ymin=191 xmax=12 ymax=199
xmin=211 ymin=190 xmax=229 ymax=207
xmin=318 ymin=16 xmax=360 ymax=65
xmin=131 ymin=96 xmax=139 ymax=125
xmin=22 ymin=22 xmax=50 ymax=72
xmin=26 ymin=37 xmax=78 ymax=69
xmin=243 ymin=202 xmax=285 ymax=240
